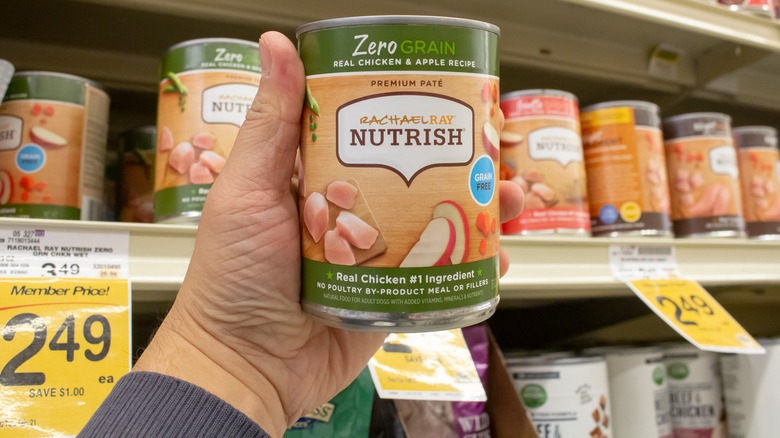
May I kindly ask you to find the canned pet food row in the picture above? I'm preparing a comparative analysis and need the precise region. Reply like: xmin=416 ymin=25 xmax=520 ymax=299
xmin=0 ymin=37 xmax=261 ymax=224
xmin=506 ymin=344 xmax=730 ymax=438
xmin=508 ymin=340 xmax=780 ymax=438
xmin=499 ymin=91 xmax=780 ymax=239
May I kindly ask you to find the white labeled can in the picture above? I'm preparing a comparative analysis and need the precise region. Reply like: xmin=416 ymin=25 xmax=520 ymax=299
xmin=595 ymin=347 xmax=673 ymax=438
xmin=664 ymin=345 xmax=727 ymax=437
xmin=509 ymin=356 xmax=611 ymax=438
xmin=720 ymin=339 xmax=780 ymax=438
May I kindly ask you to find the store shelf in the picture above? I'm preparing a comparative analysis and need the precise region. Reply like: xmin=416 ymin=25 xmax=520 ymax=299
xmin=0 ymin=218 xmax=196 ymax=303
xmin=500 ymin=235 xmax=780 ymax=301
xmin=2 ymin=218 xmax=779 ymax=305
xmin=4 ymin=0 xmax=780 ymax=112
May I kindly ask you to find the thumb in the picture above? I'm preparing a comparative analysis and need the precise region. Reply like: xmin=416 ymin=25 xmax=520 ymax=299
xmin=215 ymin=31 xmax=305 ymax=203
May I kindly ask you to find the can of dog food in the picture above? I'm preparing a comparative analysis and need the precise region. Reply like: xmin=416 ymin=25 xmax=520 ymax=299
xmin=663 ymin=113 xmax=745 ymax=237
xmin=591 ymin=347 xmax=673 ymax=438
xmin=509 ymin=356 xmax=612 ymax=437
xmin=664 ymin=345 xmax=727 ymax=437
xmin=499 ymin=89 xmax=590 ymax=236
xmin=720 ymin=339 xmax=780 ymax=438
xmin=0 ymin=71 xmax=110 ymax=220
xmin=119 ymin=126 xmax=156 ymax=223
xmin=581 ymin=100 xmax=672 ymax=237
xmin=734 ymin=126 xmax=780 ymax=239
xmin=297 ymin=16 xmax=501 ymax=331
xmin=154 ymin=38 xmax=261 ymax=223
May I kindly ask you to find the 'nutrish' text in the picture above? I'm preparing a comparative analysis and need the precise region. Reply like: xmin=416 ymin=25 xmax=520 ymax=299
xmin=337 ymin=93 xmax=474 ymax=185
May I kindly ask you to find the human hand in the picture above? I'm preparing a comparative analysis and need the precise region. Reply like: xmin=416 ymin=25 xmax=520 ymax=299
xmin=134 ymin=31 xmax=524 ymax=437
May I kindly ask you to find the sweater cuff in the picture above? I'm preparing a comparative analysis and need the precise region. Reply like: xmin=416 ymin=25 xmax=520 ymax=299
xmin=78 ymin=371 xmax=271 ymax=438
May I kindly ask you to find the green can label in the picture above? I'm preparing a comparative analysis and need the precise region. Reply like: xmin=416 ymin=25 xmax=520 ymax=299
xmin=154 ymin=39 xmax=261 ymax=223
xmin=298 ymin=18 xmax=501 ymax=329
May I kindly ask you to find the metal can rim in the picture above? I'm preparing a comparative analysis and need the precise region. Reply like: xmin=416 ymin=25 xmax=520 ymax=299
xmin=12 ymin=71 xmax=106 ymax=92
xmin=733 ymin=125 xmax=777 ymax=136
xmin=164 ymin=37 xmax=260 ymax=54
xmin=296 ymin=15 xmax=500 ymax=38
xmin=500 ymin=89 xmax=578 ymax=102
xmin=582 ymin=345 xmax=665 ymax=357
xmin=663 ymin=112 xmax=732 ymax=125
xmin=582 ymin=100 xmax=659 ymax=113
xmin=507 ymin=355 xmax=605 ymax=367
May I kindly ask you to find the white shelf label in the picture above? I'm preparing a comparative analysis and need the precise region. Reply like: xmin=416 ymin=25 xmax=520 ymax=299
xmin=0 ymin=225 xmax=129 ymax=279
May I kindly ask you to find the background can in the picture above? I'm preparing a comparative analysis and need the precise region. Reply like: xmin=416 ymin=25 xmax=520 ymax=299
xmin=119 ymin=126 xmax=155 ymax=223
xmin=297 ymin=16 xmax=501 ymax=331
xmin=586 ymin=347 xmax=672 ymax=438
xmin=499 ymin=89 xmax=590 ymax=236
xmin=663 ymin=112 xmax=745 ymax=237
xmin=664 ymin=345 xmax=727 ymax=437
xmin=509 ymin=356 xmax=612 ymax=437
xmin=154 ymin=38 xmax=261 ymax=223
xmin=0 ymin=71 xmax=110 ymax=220
xmin=581 ymin=100 xmax=672 ymax=237
xmin=733 ymin=126 xmax=780 ymax=239
xmin=720 ymin=339 xmax=780 ymax=438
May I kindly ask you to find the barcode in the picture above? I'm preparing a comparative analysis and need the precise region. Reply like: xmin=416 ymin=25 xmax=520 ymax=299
xmin=638 ymin=247 xmax=672 ymax=255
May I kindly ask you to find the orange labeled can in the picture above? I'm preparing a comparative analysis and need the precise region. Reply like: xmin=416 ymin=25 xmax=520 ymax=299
xmin=581 ymin=101 xmax=672 ymax=237
xmin=154 ymin=38 xmax=261 ymax=223
xmin=663 ymin=113 xmax=745 ymax=237
xmin=734 ymin=126 xmax=780 ymax=239
xmin=499 ymin=89 xmax=590 ymax=236
xmin=0 ymin=71 xmax=109 ymax=220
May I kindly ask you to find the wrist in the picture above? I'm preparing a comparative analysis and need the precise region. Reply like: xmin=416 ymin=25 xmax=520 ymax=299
xmin=134 ymin=303 xmax=287 ymax=437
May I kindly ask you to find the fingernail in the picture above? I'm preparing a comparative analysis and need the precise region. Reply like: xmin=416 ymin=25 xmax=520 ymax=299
xmin=259 ymin=37 xmax=272 ymax=79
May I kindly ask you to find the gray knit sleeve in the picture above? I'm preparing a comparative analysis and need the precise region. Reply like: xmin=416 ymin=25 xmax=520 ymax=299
xmin=78 ymin=371 xmax=271 ymax=437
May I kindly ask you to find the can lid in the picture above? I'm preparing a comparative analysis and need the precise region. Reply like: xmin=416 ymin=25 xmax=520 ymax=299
xmin=664 ymin=112 xmax=731 ymax=125
xmin=581 ymin=345 xmax=664 ymax=357
xmin=733 ymin=126 xmax=778 ymax=149
xmin=165 ymin=37 xmax=259 ymax=54
xmin=297 ymin=15 xmax=500 ymax=38
xmin=12 ymin=71 xmax=106 ymax=91
xmin=506 ymin=355 xmax=605 ymax=367
xmin=500 ymin=89 xmax=578 ymax=102
xmin=583 ymin=100 xmax=661 ymax=128
xmin=504 ymin=350 xmax=576 ymax=361
xmin=663 ymin=112 xmax=732 ymax=139
xmin=582 ymin=100 xmax=659 ymax=113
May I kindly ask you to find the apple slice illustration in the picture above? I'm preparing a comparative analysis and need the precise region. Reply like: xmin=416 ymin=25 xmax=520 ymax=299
xmin=500 ymin=131 xmax=524 ymax=148
xmin=433 ymin=200 xmax=469 ymax=264
xmin=30 ymin=126 xmax=67 ymax=148
xmin=400 ymin=217 xmax=455 ymax=268
xmin=0 ymin=170 xmax=12 ymax=204
xmin=482 ymin=122 xmax=500 ymax=160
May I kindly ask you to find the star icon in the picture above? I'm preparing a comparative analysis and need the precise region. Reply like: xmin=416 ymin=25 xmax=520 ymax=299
xmin=326 ymin=271 xmax=334 ymax=280
xmin=476 ymin=268 xmax=483 ymax=277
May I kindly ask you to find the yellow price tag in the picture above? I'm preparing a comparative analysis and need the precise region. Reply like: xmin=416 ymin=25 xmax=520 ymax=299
xmin=368 ymin=329 xmax=486 ymax=401
xmin=0 ymin=277 xmax=131 ymax=436
xmin=626 ymin=278 xmax=764 ymax=354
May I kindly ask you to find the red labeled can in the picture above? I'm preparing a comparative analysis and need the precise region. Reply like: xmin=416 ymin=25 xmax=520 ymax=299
xmin=499 ymin=89 xmax=590 ymax=236
xmin=734 ymin=126 xmax=780 ymax=239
